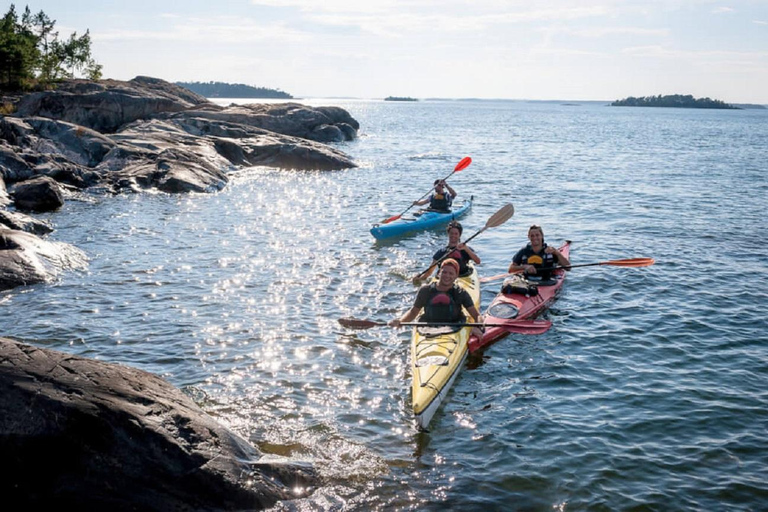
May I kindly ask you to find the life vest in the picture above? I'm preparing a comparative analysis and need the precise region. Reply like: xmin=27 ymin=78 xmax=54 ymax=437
xmin=421 ymin=284 xmax=465 ymax=323
xmin=429 ymin=192 xmax=453 ymax=212
xmin=436 ymin=247 xmax=470 ymax=275
xmin=519 ymin=244 xmax=555 ymax=278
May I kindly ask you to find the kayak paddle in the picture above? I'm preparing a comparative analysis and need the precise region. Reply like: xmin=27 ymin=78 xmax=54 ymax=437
xmin=338 ymin=317 xmax=552 ymax=334
xmin=479 ymin=257 xmax=656 ymax=284
xmin=379 ymin=156 xmax=471 ymax=225
xmin=412 ymin=202 xmax=515 ymax=284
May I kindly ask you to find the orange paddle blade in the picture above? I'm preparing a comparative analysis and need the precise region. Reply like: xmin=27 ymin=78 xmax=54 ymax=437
xmin=601 ymin=257 xmax=655 ymax=267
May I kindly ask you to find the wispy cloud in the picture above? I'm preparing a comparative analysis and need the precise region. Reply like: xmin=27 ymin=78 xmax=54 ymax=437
xmin=95 ymin=16 xmax=308 ymax=44
xmin=559 ymin=26 xmax=669 ymax=38
xmin=754 ymin=20 xmax=768 ymax=25
xmin=712 ymin=6 xmax=735 ymax=14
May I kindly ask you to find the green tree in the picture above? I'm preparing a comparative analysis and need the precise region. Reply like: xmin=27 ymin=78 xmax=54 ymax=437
xmin=0 ymin=5 xmax=39 ymax=90
xmin=0 ymin=4 xmax=101 ymax=91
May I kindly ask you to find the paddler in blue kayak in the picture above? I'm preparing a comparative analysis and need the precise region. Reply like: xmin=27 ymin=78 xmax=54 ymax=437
xmin=389 ymin=258 xmax=483 ymax=336
xmin=508 ymin=224 xmax=570 ymax=280
xmin=411 ymin=179 xmax=456 ymax=212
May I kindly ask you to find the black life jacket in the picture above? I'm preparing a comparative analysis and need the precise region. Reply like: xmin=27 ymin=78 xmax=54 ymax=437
xmin=421 ymin=284 xmax=465 ymax=323
xmin=429 ymin=192 xmax=453 ymax=212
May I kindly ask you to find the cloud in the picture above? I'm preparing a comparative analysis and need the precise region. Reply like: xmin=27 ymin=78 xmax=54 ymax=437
xmin=712 ymin=6 xmax=735 ymax=14
xmin=95 ymin=16 xmax=308 ymax=44
xmin=558 ymin=26 xmax=669 ymax=38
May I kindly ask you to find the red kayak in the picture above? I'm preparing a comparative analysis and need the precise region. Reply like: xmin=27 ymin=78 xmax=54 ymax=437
xmin=470 ymin=241 xmax=571 ymax=352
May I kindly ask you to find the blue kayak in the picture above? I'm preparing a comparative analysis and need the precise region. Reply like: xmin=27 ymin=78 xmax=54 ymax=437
xmin=370 ymin=197 xmax=472 ymax=240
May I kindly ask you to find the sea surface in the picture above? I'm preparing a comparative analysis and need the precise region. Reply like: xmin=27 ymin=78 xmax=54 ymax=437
xmin=2 ymin=98 xmax=768 ymax=511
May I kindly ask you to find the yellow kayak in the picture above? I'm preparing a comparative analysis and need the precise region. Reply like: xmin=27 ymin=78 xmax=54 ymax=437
xmin=410 ymin=264 xmax=480 ymax=430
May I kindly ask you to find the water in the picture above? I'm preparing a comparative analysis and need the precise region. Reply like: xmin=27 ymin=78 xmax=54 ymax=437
xmin=2 ymin=99 xmax=768 ymax=510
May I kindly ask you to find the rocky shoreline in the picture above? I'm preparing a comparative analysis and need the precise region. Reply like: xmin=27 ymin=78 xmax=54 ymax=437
xmin=1 ymin=75 xmax=358 ymax=290
xmin=0 ymin=76 xmax=360 ymax=509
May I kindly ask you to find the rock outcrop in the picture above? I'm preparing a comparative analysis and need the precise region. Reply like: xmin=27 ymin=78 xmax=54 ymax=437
xmin=0 ymin=337 xmax=318 ymax=511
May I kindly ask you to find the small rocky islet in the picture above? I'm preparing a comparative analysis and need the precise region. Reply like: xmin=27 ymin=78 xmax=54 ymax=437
xmin=0 ymin=76 xmax=360 ymax=510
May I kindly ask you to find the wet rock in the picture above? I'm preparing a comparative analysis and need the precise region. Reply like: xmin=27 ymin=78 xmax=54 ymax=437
xmin=0 ymin=174 xmax=9 ymax=207
xmin=10 ymin=175 xmax=64 ymax=212
xmin=0 ymin=338 xmax=318 ymax=511
xmin=0 ymin=228 xmax=50 ymax=288
xmin=0 ymin=209 xmax=53 ymax=235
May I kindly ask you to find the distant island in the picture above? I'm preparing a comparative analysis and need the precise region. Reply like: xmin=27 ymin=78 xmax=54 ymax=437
xmin=611 ymin=94 xmax=738 ymax=109
xmin=176 ymin=81 xmax=293 ymax=99
xmin=384 ymin=96 xmax=418 ymax=102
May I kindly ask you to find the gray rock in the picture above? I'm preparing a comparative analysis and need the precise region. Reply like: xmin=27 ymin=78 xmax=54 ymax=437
xmin=15 ymin=76 xmax=209 ymax=134
xmin=170 ymin=102 xmax=359 ymax=142
xmin=0 ymin=209 xmax=53 ymax=235
xmin=0 ymin=337 xmax=318 ymax=511
xmin=0 ymin=174 xmax=9 ymax=207
xmin=0 ymin=228 xmax=50 ymax=288
xmin=0 ymin=140 xmax=34 ymax=182
xmin=10 ymin=175 xmax=64 ymax=212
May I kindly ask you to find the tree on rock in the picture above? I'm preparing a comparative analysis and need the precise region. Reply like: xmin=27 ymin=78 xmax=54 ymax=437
xmin=0 ymin=4 xmax=101 ymax=91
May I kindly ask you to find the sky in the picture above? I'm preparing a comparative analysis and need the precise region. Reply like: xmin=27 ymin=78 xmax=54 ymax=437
xmin=10 ymin=0 xmax=768 ymax=103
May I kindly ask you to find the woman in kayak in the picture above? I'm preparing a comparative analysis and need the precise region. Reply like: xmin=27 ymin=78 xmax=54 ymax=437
xmin=432 ymin=221 xmax=480 ymax=277
xmin=412 ymin=179 xmax=456 ymax=212
xmin=390 ymin=258 xmax=483 ymax=335
xmin=508 ymin=225 xmax=570 ymax=279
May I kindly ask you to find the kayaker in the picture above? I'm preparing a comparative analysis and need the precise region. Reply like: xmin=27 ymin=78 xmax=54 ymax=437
xmin=390 ymin=258 xmax=483 ymax=336
xmin=412 ymin=179 xmax=456 ymax=212
xmin=508 ymin=225 xmax=571 ymax=280
xmin=431 ymin=221 xmax=481 ymax=277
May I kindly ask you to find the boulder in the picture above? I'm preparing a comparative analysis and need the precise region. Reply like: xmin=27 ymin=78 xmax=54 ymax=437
xmin=10 ymin=175 xmax=65 ymax=212
xmin=0 ymin=228 xmax=50 ymax=288
xmin=0 ymin=338 xmax=318 ymax=511
xmin=0 ymin=209 xmax=53 ymax=235
xmin=0 ymin=228 xmax=85 ymax=290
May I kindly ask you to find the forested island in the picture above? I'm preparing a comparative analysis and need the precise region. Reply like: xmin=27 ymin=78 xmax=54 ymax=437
xmin=611 ymin=94 xmax=738 ymax=109
xmin=176 ymin=81 xmax=293 ymax=99
xmin=384 ymin=96 xmax=418 ymax=101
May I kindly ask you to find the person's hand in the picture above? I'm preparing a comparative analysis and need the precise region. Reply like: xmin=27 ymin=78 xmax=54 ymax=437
xmin=412 ymin=201 xmax=419 ymax=206
xmin=525 ymin=264 xmax=537 ymax=274
xmin=545 ymin=246 xmax=558 ymax=256
xmin=457 ymin=243 xmax=466 ymax=251
xmin=388 ymin=318 xmax=402 ymax=328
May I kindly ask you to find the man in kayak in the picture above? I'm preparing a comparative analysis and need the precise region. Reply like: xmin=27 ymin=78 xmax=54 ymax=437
xmin=412 ymin=179 xmax=456 ymax=212
xmin=432 ymin=221 xmax=480 ymax=277
xmin=508 ymin=225 xmax=570 ymax=280
xmin=390 ymin=258 xmax=483 ymax=336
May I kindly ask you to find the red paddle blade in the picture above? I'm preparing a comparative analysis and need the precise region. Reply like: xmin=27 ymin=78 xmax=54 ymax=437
xmin=499 ymin=320 xmax=552 ymax=335
xmin=454 ymin=156 xmax=472 ymax=172
xmin=381 ymin=214 xmax=404 ymax=225
xmin=603 ymin=257 xmax=655 ymax=267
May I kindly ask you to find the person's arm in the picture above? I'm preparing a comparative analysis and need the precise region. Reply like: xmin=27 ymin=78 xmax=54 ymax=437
xmin=507 ymin=248 xmax=533 ymax=274
xmin=389 ymin=305 xmax=421 ymax=327
xmin=412 ymin=259 xmax=439 ymax=285
xmin=390 ymin=287 xmax=428 ymax=326
xmin=467 ymin=305 xmax=482 ymax=323
xmin=459 ymin=244 xmax=480 ymax=265
xmin=546 ymin=246 xmax=570 ymax=268
xmin=444 ymin=182 xmax=457 ymax=198
xmin=412 ymin=197 xmax=430 ymax=206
